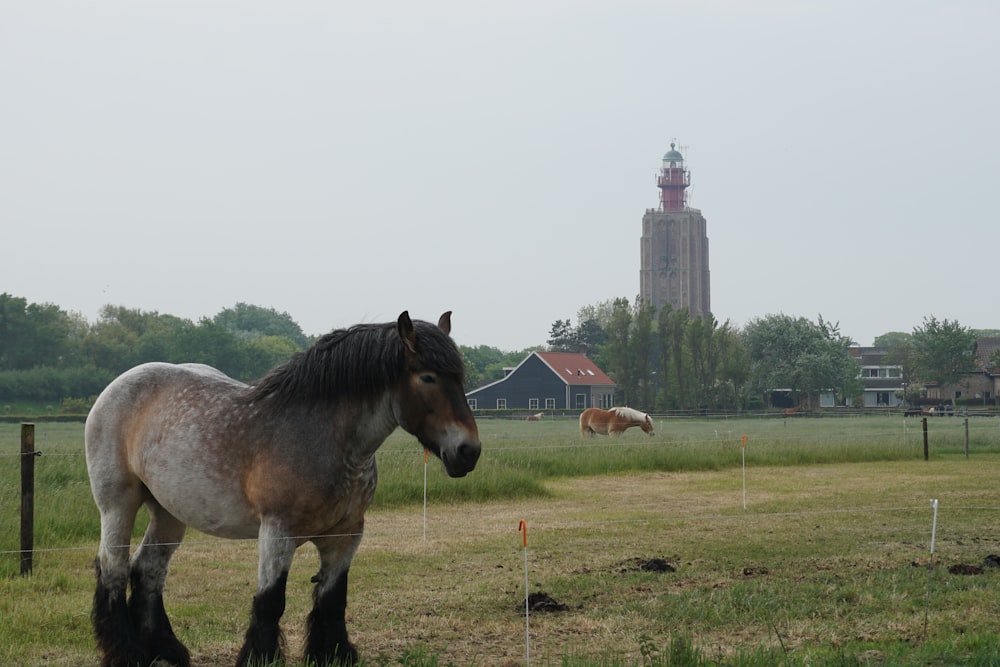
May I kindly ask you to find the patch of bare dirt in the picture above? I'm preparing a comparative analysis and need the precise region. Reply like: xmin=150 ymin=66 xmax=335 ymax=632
xmin=616 ymin=556 xmax=677 ymax=573
xmin=524 ymin=591 xmax=570 ymax=612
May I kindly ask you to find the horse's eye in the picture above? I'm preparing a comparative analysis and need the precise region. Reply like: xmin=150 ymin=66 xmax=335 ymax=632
xmin=419 ymin=374 xmax=437 ymax=385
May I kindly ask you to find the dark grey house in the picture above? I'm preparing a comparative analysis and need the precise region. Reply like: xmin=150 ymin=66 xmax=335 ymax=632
xmin=466 ymin=351 xmax=616 ymax=411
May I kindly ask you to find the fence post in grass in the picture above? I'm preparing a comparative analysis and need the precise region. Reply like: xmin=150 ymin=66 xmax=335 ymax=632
xmin=922 ymin=417 xmax=929 ymax=461
xmin=741 ymin=434 xmax=748 ymax=511
xmin=964 ymin=418 xmax=969 ymax=458
xmin=20 ymin=423 xmax=36 ymax=576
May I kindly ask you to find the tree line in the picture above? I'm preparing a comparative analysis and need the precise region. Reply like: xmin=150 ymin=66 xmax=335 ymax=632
xmin=0 ymin=295 xmax=308 ymax=405
xmin=0 ymin=293 xmax=530 ymax=407
xmin=547 ymin=298 xmax=861 ymax=411
xmin=548 ymin=298 xmax=997 ymax=412
xmin=1 ymin=292 xmax=995 ymax=412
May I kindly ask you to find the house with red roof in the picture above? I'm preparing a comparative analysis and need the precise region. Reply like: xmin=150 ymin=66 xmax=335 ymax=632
xmin=466 ymin=351 xmax=616 ymax=411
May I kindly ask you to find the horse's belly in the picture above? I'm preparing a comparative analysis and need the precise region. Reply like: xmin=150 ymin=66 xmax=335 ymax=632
xmin=147 ymin=479 xmax=261 ymax=539
xmin=141 ymin=469 xmax=260 ymax=538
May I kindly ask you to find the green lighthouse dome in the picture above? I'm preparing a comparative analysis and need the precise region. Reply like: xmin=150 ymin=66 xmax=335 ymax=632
xmin=663 ymin=142 xmax=683 ymax=163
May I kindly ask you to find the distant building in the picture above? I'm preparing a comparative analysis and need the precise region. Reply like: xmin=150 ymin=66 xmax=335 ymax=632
xmin=817 ymin=347 xmax=907 ymax=408
xmin=639 ymin=143 xmax=711 ymax=317
xmin=848 ymin=347 xmax=905 ymax=408
xmin=466 ymin=352 xmax=616 ymax=411
xmin=925 ymin=337 xmax=1000 ymax=407
xmin=820 ymin=339 xmax=1000 ymax=409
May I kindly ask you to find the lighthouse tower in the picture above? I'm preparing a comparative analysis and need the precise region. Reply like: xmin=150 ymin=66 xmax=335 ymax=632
xmin=639 ymin=143 xmax=711 ymax=317
xmin=658 ymin=143 xmax=690 ymax=211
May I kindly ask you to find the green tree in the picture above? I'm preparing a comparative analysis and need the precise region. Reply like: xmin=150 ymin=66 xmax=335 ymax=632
xmin=600 ymin=298 xmax=635 ymax=405
xmin=0 ymin=293 xmax=30 ymax=369
xmin=241 ymin=335 xmax=302 ymax=380
xmin=213 ymin=303 xmax=309 ymax=348
xmin=83 ymin=306 xmax=144 ymax=374
xmin=0 ymin=295 xmax=85 ymax=370
xmin=547 ymin=319 xmax=577 ymax=352
xmin=715 ymin=323 xmax=750 ymax=410
xmin=631 ymin=301 xmax=655 ymax=410
xmin=654 ymin=304 xmax=674 ymax=410
xmin=873 ymin=331 xmax=912 ymax=349
xmin=909 ymin=316 xmax=977 ymax=387
xmin=181 ymin=318 xmax=246 ymax=376
xmin=460 ymin=344 xmax=534 ymax=390
xmin=742 ymin=314 xmax=860 ymax=408
xmin=575 ymin=318 xmax=607 ymax=355
xmin=660 ymin=306 xmax=690 ymax=410
xmin=461 ymin=344 xmax=508 ymax=389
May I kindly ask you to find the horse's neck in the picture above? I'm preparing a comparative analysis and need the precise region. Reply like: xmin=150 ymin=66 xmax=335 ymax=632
xmin=258 ymin=394 xmax=398 ymax=469
xmin=334 ymin=394 xmax=398 ymax=461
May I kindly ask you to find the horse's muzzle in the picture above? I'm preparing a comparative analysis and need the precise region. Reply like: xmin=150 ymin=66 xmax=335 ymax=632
xmin=442 ymin=440 xmax=481 ymax=477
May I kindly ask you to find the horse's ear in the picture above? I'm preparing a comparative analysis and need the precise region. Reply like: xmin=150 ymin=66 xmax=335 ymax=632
xmin=438 ymin=311 xmax=452 ymax=336
xmin=397 ymin=311 xmax=418 ymax=355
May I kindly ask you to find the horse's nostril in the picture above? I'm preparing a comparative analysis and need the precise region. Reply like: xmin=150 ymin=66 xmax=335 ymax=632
xmin=458 ymin=441 xmax=482 ymax=468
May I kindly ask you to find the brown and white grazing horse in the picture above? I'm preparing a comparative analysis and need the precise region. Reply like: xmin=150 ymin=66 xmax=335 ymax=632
xmin=85 ymin=311 xmax=480 ymax=667
xmin=579 ymin=407 xmax=655 ymax=437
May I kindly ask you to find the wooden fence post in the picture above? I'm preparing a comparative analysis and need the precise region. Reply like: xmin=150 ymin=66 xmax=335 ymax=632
xmin=20 ymin=423 xmax=35 ymax=576
xmin=922 ymin=417 xmax=929 ymax=462
xmin=964 ymin=418 xmax=969 ymax=459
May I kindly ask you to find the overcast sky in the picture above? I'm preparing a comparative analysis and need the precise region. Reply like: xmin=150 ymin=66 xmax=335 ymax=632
xmin=3 ymin=1 xmax=997 ymax=351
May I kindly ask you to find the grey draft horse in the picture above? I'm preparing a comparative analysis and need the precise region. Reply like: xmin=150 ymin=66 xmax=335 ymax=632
xmin=85 ymin=311 xmax=481 ymax=666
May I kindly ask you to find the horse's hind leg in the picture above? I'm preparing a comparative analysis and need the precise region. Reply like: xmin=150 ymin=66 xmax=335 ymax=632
xmin=129 ymin=500 xmax=190 ymax=666
xmin=92 ymin=497 xmax=146 ymax=667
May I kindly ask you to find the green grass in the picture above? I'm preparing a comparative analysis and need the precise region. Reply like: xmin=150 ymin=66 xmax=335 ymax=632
xmin=2 ymin=416 xmax=1000 ymax=665
xmin=373 ymin=414 xmax=999 ymax=506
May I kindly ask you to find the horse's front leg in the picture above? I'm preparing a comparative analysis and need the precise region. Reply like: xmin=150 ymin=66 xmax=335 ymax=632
xmin=236 ymin=521 xmax=297 ymax=667
xmin=304 ymin=532 xmax=364 ymax=666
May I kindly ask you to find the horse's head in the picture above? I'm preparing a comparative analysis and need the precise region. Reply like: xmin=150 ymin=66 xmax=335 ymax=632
xmin=393 ymin=311 xmax=481 ymax=477
xmin=641 ymin=414 xmax=655 ymax=436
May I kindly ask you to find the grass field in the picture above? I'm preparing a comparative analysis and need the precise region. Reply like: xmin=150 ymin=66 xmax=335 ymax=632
xmin=1 ymin=415 xmax=999 ymax=665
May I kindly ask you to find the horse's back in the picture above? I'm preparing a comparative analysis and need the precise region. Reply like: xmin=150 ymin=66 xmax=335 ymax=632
xmin=86 ymin=362 xmax=263 ymax=537
xmin=86 ymin=362 xmax=244 ymax=443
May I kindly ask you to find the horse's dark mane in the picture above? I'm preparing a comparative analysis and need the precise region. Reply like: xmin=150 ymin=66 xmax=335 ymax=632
xmin=244 ymin=319 xmax=464 ymax=411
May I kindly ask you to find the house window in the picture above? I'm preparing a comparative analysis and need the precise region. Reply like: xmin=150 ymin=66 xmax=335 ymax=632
xmin=575 ymin=394 xmax=586 ymax=409
xmin=497 ymin=398 xmax=507 ymax=409
xmin=529 ymin=398 xmax=539 ymax=410
xmin=876 ymin=392 xmax=890 ymax=406
xmin=468 ymin=399 xmax=477 ymax=410
xmin=545 ymin=398 xmax=556 ymax=410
